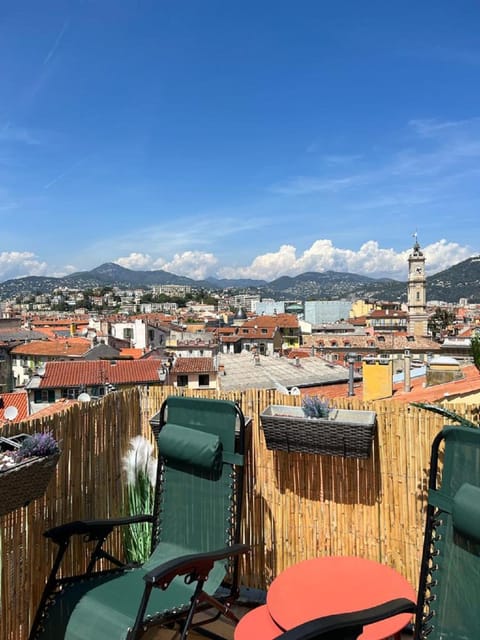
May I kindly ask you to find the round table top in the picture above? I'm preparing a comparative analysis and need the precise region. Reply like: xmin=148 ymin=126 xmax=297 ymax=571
xmin=234 ymin=605 xmax=283 ymax=640
xmin=266 ymin=556 xmax=416 ymax=640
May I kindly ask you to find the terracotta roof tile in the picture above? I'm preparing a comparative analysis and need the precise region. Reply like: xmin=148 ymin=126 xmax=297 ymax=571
xmin=243 ymin=313 xmax=299 ymax=329
xmin=301 ymin=383 xmax=353 ymax=400
xmin=119 ymin=348 xmax=144 ymax=359
xmin=236 ymin=327 xmax=276 ymax=339
xmin=390 ymin=364 xmax=480 ymax=403
xmin=0 ymin=392 xmax=29 ymax=424
xmin=11 ymin=338 xmax=90 ymax=357
xmin=37 ymin=360 xmax=163 ymax=388
xmin=287 ymin=350 xmax=311 ymax=359
xmin=172 ymin=357 xmax=215 ymax=373
xmin=29 ymin=315 xmax=89 ymax=327
xmin=27 ymin=399 xmax=79 ymax=420
xmin=311 ymin=364 xmax=480 ymax=404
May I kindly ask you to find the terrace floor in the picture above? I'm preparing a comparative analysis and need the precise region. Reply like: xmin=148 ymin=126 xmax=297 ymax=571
xmin=143 ymin=602 xmax=413 ymax=639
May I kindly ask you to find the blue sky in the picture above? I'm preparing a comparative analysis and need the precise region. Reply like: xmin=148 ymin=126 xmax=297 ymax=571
xmin=1 ymin=1 xmax=480 ymax=283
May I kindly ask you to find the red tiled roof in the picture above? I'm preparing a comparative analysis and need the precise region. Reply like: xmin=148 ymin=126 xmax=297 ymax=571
xmin=310 ymin=364 xmax=480 ymax=404
xmin=301 ymin=383 xmax=352 ymax=400
xmin=303 ymin=333 xmax=441 ymax=351
xmin=172 ymin=357 xmax=215 ymax=373
xmin=29 ymin=315 xmax=89 ymax=328
xmin=390 ymin=364 xmax=480 ymax=403
xmin=0 ymin=392 xmax=29 ymax=424
xmin=11 ymin=338 xmax=90 ymax=357
xmin=119 ymin=348 xmax=144 ymax=359
xmin=237 ymin=327 xmax=276 ymax=339
xmin=287 ymin=349 xmax=311 ymax=359
xmin=38 ymin=360 xmax=164 ymax=388
xmin=243 ymin=313 xmax=299 ymax=329
xmin=27 ymin=399 xmax=79 ymax=420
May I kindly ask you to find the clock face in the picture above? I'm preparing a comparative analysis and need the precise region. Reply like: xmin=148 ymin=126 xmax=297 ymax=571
xmin=415 ymin=266 xmax=423 ymax=274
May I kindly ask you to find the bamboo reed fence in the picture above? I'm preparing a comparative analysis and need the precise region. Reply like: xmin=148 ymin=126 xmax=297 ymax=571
xmin=0 ymin=386 xmax=477 ymax=640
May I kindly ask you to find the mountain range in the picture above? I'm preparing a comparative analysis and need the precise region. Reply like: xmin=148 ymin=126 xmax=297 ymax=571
xmin=1 ymin=257 xmax=480 ymax=303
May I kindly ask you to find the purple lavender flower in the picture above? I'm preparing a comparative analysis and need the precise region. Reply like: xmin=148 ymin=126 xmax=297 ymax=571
xmin=302 ymin=396 xmax=330 ymax=419
xmin=15 ymin=432 xmax=60 ymax=461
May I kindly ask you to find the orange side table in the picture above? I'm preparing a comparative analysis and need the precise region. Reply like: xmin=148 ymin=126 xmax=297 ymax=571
xmin=265 ymin=556 xmax=416 ymax=640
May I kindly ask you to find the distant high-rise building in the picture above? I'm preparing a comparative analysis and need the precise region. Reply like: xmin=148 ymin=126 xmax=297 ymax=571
xmin=304 ymin=300 xmax=352 ymax=325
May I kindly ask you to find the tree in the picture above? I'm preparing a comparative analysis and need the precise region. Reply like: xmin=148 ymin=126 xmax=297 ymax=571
xmin=471 ymin=332 xmax=480 ymax=373
xmin=428 ymin=307 xmax=455 ymax=340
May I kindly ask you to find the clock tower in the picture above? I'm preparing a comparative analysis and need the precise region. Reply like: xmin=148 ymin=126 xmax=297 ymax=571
xmin=407 ymin=235 xmax=428 ymax=336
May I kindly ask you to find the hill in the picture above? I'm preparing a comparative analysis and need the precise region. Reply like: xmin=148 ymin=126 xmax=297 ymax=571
xmin=1 ymin=256 xmax=480 ymax=303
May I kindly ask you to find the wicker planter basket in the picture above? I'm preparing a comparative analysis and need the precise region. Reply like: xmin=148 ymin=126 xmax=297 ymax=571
xmin=0 ymin=447 xmax=60 ymax=517
xmin=260 ymin=405 xmax=377 ymax=458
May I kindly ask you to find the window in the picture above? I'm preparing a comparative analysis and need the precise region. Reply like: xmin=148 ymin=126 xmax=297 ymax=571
xmin=123 ymin=328 xmax=133 ymax=339
xmin=177 ymin=375 xmax=188 ymax=387
xmin=199 ymin=374 xmax=210 ymax=387
xmin=61 ymin=388 xmax=78 ymax=399
xmin=34 ymin=389 xmax=55 ymax=403
xmin=416 ymin=292 xmax=420 ymax=301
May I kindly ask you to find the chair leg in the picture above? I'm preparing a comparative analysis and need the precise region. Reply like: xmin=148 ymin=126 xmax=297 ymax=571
xmin=179 ymin=579 xmax=207 ymax=640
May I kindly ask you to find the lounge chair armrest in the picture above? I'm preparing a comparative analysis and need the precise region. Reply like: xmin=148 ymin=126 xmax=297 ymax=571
xmin=276 ymin=598 xmax=415 ymax=640
xmin=45 ymin=515 xmax=154 ymax=544
xmin=144 ymin=543 xmax=250 ymax=589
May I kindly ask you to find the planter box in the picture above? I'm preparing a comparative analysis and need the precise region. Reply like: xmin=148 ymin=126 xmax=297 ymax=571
xmin=0 ymin=436 xmax=60 ymax=516
xmin=259 ymin=405 xmax=377 ymax=458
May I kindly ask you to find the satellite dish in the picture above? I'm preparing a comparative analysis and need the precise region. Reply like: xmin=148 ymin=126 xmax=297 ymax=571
xmin=4 ymin=406 xmax=18 ymax=421
xmin=36 ymin=366 xmax=46 ymax=376
xmin=78 ymin=392 xmax=91 ymax=403
xmin=290 ymin=387 xmax=301 ymax=396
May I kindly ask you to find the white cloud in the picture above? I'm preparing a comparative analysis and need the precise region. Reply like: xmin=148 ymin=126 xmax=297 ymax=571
xmin=115 ymin=253 xmax=153 ymax=270
xmin=218 ymin=239 xmax=474 ymax=281
xmin=50 ymin=265 xmax=77 ymax=278
xmin=160 ymin=251 xmax=219 ymax=280
xmin=0 ymin=251 xmax=49 ymax=280
xmin=422 ymin=239 xmax=473 ymax=273
xmin=1 ymin=239 xmax=474 ymax=285
xmin=114 ymin=251 xmax=218 ymax=279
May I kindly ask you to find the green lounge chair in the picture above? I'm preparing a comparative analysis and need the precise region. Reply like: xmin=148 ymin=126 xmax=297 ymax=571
xmin=29 ymin=396 xmax=249 ymax=640
xmin=238 ymin=425 xmax=480 ymax=639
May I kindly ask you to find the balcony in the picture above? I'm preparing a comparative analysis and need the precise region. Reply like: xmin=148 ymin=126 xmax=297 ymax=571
xmin=0 ymin=387 xmax=474 ymax=639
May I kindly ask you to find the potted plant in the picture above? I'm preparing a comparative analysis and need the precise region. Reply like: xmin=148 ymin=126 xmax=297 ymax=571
xmin=0 ymin=431 xmax=61 ymax=516
xmin=260 ymin=396 xmax=376 ymax=458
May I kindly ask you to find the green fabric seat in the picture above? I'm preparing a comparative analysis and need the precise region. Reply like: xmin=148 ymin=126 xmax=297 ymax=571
xmin=416 ymin=426 xmax=480 ymax=639
xmin=30 ymin=396 xmax=247 ymax=640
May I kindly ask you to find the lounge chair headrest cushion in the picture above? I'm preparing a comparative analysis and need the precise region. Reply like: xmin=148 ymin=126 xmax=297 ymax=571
xmin=158 ymin=422 xmax=223 ymax=472
xmin=452 ymin=483 xmax=480 ymax=543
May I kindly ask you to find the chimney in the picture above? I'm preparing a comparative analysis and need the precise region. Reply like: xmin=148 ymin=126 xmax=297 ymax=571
xmin=404 ymin=350 xmax=411 ymax=393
